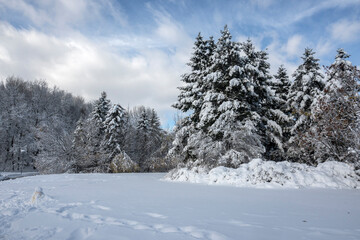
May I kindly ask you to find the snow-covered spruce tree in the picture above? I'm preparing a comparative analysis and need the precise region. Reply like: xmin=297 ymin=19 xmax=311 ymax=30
xmin=170 ymin=26 xmax=283 ymax=168
xmin=266 ymin=65 xmax=292 ymax=161
xmin=171 ymin=26 xmax=245 ymax=167
xmin=138 ymin=108 xmax=167 ymax=171
xmin=238 ymin=40 xmax=285 ymax=163
xmin=69 ymin=118 xmax=91 ymax=172
xmin=69 ymin=92 xmax=111 ymax=173
xmin=286 ymin=48 xmax=325 ymax=164
xmin=273 ymin=65 xmax=291 ymax=103
xmin=303 ymin=49 xmax=360 ymax=166
xmin=136 ymin=108 xmax=151 ymax=161
xmin=91 ymin=91 xmax=111 ymax=131
xmin=170 ymin=32 xmax=215 ymax=164
xmin=103 ymin=103 xmax=129 ymax=172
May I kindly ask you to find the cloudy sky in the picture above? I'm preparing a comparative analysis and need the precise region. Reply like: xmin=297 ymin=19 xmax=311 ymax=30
xmin=0 ymin=0 xmax=359 ymax=127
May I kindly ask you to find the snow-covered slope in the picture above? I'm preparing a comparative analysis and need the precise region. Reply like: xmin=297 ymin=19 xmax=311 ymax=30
xmin=1 ymin=173 xmax=360 ymax=240
xmin=165 ymin=159 xmax=360 ymax=189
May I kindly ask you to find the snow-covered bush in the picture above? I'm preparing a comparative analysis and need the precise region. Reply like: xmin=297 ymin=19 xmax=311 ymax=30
xmin=110 ymin=152 xmax=139 ymax=173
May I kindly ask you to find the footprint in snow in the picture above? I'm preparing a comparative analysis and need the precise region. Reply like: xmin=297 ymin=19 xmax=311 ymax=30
xmin=146 ymin=212 xmax=167 ymax=219
xmin=92 ymin=205 xmax=111 ymax=211
xmin=67 ymin=227 xmax=95 ymax=240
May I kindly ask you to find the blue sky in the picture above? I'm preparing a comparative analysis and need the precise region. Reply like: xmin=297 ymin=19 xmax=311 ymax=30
xmin=0 ymin=0 xmax=359 ymax=128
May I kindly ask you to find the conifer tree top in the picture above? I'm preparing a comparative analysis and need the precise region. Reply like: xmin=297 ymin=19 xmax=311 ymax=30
xmin=298 ymin=48 xmax=321 ymax=73
xmin=335 ymin=48 xmax=350 ymax=61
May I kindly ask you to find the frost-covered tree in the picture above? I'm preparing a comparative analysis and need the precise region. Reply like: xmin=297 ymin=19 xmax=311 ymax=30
xmin=237 ymin=40 xmax=286 ymax=162
xmin=265 ymin=65 xmax=292 ymax=160
xmin=0 ymin=77 xmax=89 ymax=173
xmin=135 ymin=107 xmax=152 ymax=166
xmin=69 ymin=118 xmax=94 ymax=172
xmin=69 ymin=92 xmax=112 ymax=173
xmin=286 ymin=48 xmax=325 ymax=163
xmin=170 ymin=32 xmax=216 ymax=164
xmin=173 ymin=33 xmax=215 ymax=122
xmin=129 ymin=106 xmax=163 ymax=170
xmin=302 ymin=49 xmax=360 ymax=166
xmin=273 ymin=65 xmax=291 ymax=104
xmin=91 ymin=91 xmax=111 ymax=131
xmin=170 ymin=26 xmax=281 ymax=168
xmin=103 ymin=104 xmax=128 ymax=159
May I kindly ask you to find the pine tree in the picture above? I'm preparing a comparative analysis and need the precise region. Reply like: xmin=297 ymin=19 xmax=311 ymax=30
xmin=136 ymin=107 xmax=151 ymax=166
xmin=69 ymin=119 xmax=88 ymax=172
xmin=170 ymin=32 xmax=215 ymax=164
xmin=273 ymin=65 xmax=291 ymax=103
xmin=265 ymin=65 xmax=292 ymax=160
xmin=287 ymin=48 xmax=325 ymax=163
xmin=171 ymin=26 xmax=273 ymax=167
xmin=103 ymin=104 xmax=128 ymax=160
xmin=148 ymin=109 xmax=162 ymax=144
xmin=173 ymin=33 xmax=213 ymax=119
xmin=191 ymin=26 xmax=254 ymax=167
xmin=240 ymin=40 xmax=285 ymax=162
xmin=134 ymin=107 xmax=163 ymax=170
xmin=91 ymin=91 xmax=111 ymax=131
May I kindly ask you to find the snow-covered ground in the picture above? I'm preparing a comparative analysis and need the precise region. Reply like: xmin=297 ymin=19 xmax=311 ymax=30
xmin=165 ymin=159 xmax=360 ymax=189
xmin=1 ymin=173 xmax=360 ymax=240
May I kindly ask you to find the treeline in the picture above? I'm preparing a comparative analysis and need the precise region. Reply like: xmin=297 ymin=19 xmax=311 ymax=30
xmin=69 ymin=92 xmax=174 ymax=173
xmin=0 ymin=78 xmax=91 ymax=172
xmin=168 ymin=26 xmax=360 ymax=169
xmin=0 ymin=79 xmax=174 ymax=173
xmin=1 ymin=26 xmax=359 ymax=173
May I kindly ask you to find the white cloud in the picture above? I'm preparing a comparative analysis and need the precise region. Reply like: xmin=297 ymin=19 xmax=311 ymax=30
xmin=266 ymin=42 xmax=297 ymax=76
xmin=291 ymin=0 xmax=360 ymax=26
xmin=250 ymin=0 xmax=275 ymax=9
xmin=0 ymin=21 xmax=191 ymax=126
xmin=315 ymin=40 xmax=334 ymax=58
xmin=330 ymin=19 xmax=360 ymax=43
xmin=283 ymin=35 xmax=303 ymax=57
xmin=0 ymin=0 xmax=128 ymax=33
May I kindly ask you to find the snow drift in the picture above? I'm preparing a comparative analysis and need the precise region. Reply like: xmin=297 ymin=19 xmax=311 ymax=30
xmin=164 ymin=159 xmax=360 ymax=189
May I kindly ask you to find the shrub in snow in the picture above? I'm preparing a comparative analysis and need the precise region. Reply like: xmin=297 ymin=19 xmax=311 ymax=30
xmin=110 ymin=152 xmax=139 ymax=173
xmin=31 ymin=187 xmax=44 ymax=204
xmin=165 ymin=159 xmax=360 ymax=189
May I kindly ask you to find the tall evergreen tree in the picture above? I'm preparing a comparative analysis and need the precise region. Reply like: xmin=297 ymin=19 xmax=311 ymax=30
xmin=170 ymin=26 xmax=277 ymax=167
xmin=103 ymin=104 xmax=128 ymax=159
xmin=91 ymin=91 xmax=111 ymax=131
xmin=273 ymin=65 xmax=291 ymax=103
xmin=173 ymin=33 xmax=212 ymax=118
xmin=265 ymin=65 xmax=292 ymax=160
xmin=135 ymin=107 xmax=163 ymax=169
xmin=240 ymin=40 xmax=285 ymax=162
xmin=170 ymin=32 xmax=215 ymax=164
xmin=286 ymin=48 xmax=325 ymax=163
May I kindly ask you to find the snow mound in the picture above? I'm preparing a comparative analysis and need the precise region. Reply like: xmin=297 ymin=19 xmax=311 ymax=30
xmin=164 ymin=159 xmax=360 ymax=189
xmin=31 ymin=187 xmax=44 ymax=204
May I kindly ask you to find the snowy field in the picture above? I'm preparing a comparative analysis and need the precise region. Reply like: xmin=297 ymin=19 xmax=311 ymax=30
xmin=1 ymin=173 xmax=360 ymax=240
